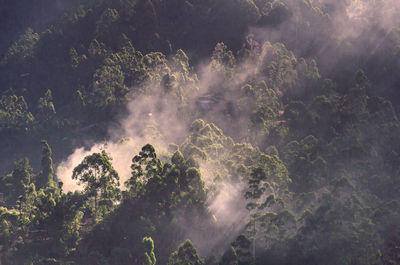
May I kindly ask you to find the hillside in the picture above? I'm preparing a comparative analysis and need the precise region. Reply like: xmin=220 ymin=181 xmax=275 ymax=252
xmin=0 ymin=0 xmax=400 ymax=264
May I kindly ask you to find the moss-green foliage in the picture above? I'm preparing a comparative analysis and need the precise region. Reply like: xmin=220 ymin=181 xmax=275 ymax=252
xmin=0 ymin=95 xmax=34 ymax=132
xmin=0 ymin=161 xmax=87 ymax=264
xmin=182 ymin=119 xmax=289 ymax=190
xmin=71 ymin=144 xmax=209 ymax=264
xmin=0 ymin=207 xmax=19 ymax=252
xmin=142 ymin=237 xmax=156 ymax=265
xmin=37 ymin=140 xmax=57 ymax=190
xmin=72 ymin=151 xmax=120 ymax=220
xmin=167 ymin=240 xmax=204 ymax=265
xmin=221 ymin=246 xmax=238 ymax=265
xmin=0 ymin=158 xmax=32 ymax=205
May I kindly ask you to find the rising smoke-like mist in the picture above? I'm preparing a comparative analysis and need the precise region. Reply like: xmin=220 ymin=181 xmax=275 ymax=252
xmin=248 ymin=0 xmax=400 ymax=74
xmin=54 ymin=0 xmax=400 ymax=257
xmin=56 ymin=50 xmax=262 ymax=255
xmin=57 ymin=91 xmax=191 ymax=192
xmin=173 ymin=181 xmax=250 ymax=256
xmin=55 ymin=0 xmax=400 ymax=189
xmin=56 ymin=42 xmax=269 ymax=191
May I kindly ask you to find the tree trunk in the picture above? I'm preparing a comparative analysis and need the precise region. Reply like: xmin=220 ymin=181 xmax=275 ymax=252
xmin=94 ymin=193 xmax=97 ymax=222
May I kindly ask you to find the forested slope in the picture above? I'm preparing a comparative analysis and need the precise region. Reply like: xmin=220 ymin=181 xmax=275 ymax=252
xmin=0 ymin=0 xmax=400 ymax=264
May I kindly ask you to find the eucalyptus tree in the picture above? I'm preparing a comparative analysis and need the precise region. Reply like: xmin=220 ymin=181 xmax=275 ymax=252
xmin=167 ymin=240 xmax=203 ymax=265
xmin=72 ymin=151 xmax=120 ymax=219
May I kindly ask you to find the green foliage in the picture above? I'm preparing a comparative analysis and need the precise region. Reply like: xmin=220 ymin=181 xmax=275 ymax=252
xmin=95 ymin=8 xmax=120 ymax=41
xmin=231 ymin=235 xmax=254 ymax=265
xmin=0 ymin=28 xmax=39 ymax=66
xmin=0 ymin=95 xmax=34 ymax=132
xmin=126 ymin=144 xmax=163 ymax=195
xmin=0 ymin=207 xmax=19 ymax=249
xmin=37 ymin=140 xmax=56 ymax=190
xmin=1 ymin=1 xmax=400 ymax=264
xmin=36 ymin=90 xmax=56 ymax=121
xmin=0 ymin=158 xmax=32 ymax=204
xmin=72 ymin=151 xmax=120 ymax=219
xmin=167 ymin=240 xmax=203 ymax=265
xmin=109 ymin=247 xmax=131 ymax=265
xmin=221 ymin=246 xmax=238 ymax=265
xmin=91 ymin=64 xmax=127 ymax=108
xmin=258 ymin=1 xmax=291 ymax=27
xmin=211 ymin=43 xmax=236 ymax=74
xmin=141 ymin=236 xmax=156 ymax=265
xmin=126 ymin=144 xmax=207 ymax=214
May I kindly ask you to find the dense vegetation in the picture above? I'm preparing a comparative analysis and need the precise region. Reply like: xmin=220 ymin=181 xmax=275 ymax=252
xmin=1 ymin=0 xmax=400 ymax=264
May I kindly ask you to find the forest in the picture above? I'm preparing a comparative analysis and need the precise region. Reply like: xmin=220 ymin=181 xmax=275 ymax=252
xmin=0 ymin=0 xmax=400 ymax=264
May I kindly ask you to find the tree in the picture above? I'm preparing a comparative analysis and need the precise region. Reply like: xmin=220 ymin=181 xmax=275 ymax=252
xmin=167 ymin=240 xmax=203 ymax=265
xmin=12 ymin=158 xmax=31 ymax=194
xmin=0 ymin=158 xmax=32 ymax=204
xmin=141 ymin=237 xmax=156 ymax=265
xmin=231 ymin=235 xmax=254 ymax=265
xmin=37 ymin=140 xmax=56 ymax=190
xmin=0 ymin=95 xmax=34 ymax=132
xmin=91 ymin=64 xmax=127 ymax=109
xmin=220 ymin=246 xmax=238 ymax=265
xmin=36 ymin=89 xmax=56 ymax=121
xmin=95 ymin=8 xmax=120 ymax=42
xmin=0 ymin=27 xmax=39 ymax=66
xmin=126 ymin=144 xmax=163 ymax=196
xmin=72 ymin=151 xmax=120 ymax=219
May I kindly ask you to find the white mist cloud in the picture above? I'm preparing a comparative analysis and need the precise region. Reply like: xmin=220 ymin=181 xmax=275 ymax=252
xmin=56 ymin=138 xmax=143 ymax=192
xmin=208 ymin=181 xmax=249 ymax=232
xmin=56 ymin=91 xmax=189 ymax=192
xmin=247 ymin=0 xmax=400 ymax=71
xmin=172 ymin=180 xmax=250 ymax=256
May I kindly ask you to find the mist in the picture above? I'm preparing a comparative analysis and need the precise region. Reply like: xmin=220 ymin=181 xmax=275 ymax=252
xmin=247 ymin=0 xmax=400 ymax=76
xmin=45 ymin=0 xmax=400 ymax=262
xmin=1 ymin=0 xmax=399 ymax=263
xmin=56 ymin=91 xmax=190 ymax=192
xmin=54 ymin=48 xmax=269 ymax=258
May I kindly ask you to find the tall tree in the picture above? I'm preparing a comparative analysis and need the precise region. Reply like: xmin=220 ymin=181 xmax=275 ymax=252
xmin=0 ymin=157 xmax=32 ymax=204
xmin=231 ymin=235 xmax=254 ymax=265
xmin=72 ymin=151 xmax=120 ymax=219
xmin=167 ymin=240 xmax=203 ymax=265
xmin=126 ymin=144 xmax=163 ymax=196
xmin=220 ymin=246 xmax=238 ymax=265
xmin=141 ymin=236 xmax=156 ymax=265
xmin=37 ymin=140 xmax=56 ymax=190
